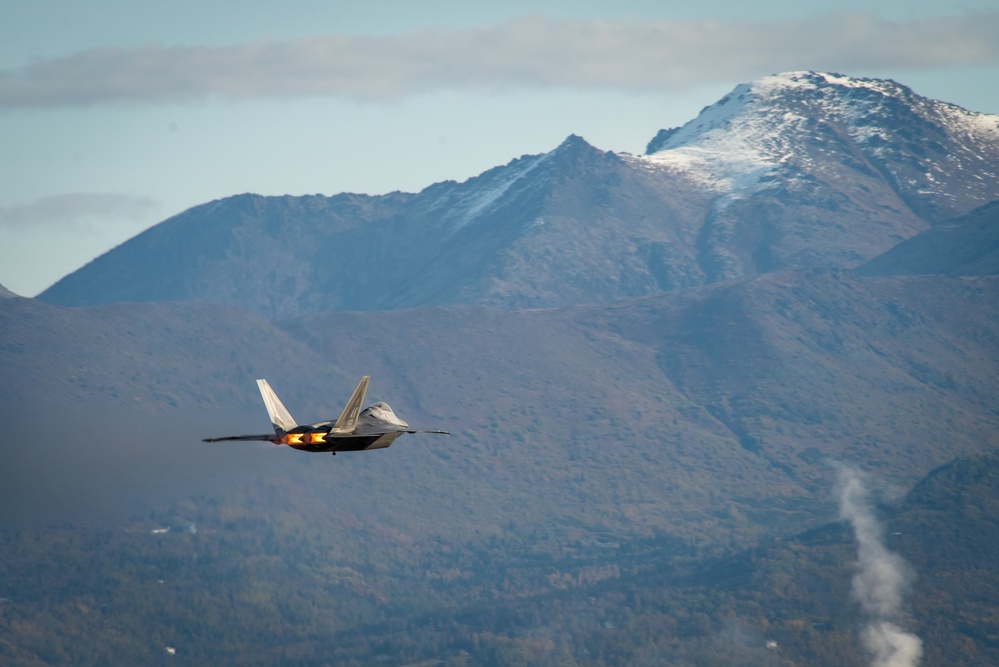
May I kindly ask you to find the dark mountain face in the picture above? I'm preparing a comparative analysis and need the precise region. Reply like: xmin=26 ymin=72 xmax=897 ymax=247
xmin=37 ymin=72 xmax=999 ymax=319
xmin=859 ymin=199 xmax=999 ymax=277
xmin=36 ymin=192 xmax=413 ymax=319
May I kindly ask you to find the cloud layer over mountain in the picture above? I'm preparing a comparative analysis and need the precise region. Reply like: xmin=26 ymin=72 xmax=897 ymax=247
xmin=3 ymin=13 xmax=999 ymax=107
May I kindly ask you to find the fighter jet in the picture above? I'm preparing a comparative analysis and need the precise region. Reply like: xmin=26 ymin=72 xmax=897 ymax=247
xmin=203 ymin=376 xmax=449 ymax=454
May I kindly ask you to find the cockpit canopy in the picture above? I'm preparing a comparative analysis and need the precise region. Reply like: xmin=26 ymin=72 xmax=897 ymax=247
xmin=354 ymin=402 xmax=410 ymax=434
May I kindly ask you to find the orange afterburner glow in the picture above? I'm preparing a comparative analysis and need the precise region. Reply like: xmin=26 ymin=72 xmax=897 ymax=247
xmin=278 ymin=432 xmax=327 ymax=446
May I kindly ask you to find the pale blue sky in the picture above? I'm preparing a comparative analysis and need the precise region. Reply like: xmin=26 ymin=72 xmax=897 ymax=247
xmin=2 ymin=0 xmax=998 ymax=296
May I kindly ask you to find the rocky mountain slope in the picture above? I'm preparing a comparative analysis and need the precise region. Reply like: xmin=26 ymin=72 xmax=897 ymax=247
xmin=37 ymin=72 xmax=999 ymax=319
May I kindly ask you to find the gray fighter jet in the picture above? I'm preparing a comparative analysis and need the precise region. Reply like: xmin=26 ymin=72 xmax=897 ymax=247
xmin=203 ymin=376 xmax=449 ymax=454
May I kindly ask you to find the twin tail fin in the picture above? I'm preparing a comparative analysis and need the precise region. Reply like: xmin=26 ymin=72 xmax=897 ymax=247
xmin=256 ymin=378 xmax=298 ymax=433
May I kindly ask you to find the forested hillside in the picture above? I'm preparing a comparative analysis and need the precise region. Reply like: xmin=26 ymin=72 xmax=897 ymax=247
xmin=2 ymin=454 xmax=997 ymax=666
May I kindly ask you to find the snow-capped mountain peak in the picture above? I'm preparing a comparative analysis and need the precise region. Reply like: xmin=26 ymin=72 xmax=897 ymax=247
xmin=639 ymin=71 xmax=999 ymax=215
xmin=638 ymin=80 xmax=775 ymax=196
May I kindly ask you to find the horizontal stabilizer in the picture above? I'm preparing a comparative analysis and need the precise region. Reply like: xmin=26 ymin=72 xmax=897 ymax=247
xmin=257 ymin=379 xmax=297 ymax=433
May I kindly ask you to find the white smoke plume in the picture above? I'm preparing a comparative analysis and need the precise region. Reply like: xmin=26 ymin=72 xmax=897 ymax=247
xmin=837 ymin=465 xmax=923 ymax=667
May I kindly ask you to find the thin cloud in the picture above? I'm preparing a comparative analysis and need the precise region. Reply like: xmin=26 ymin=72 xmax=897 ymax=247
xmin=2 ymin=12 xmax=998 ymax=108
xmin=0 ymin=193 xmax=160 ymax=233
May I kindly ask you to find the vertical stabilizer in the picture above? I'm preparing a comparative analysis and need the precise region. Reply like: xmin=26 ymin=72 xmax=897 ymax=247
xmin=256 ymin=379 xmax=297 ymax=433
xmin=330 ymin=376 xmax=370 ymax=434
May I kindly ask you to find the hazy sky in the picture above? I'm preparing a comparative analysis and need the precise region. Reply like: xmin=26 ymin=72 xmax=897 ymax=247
xmin=3 ymin=0 xmax=998 ymax=296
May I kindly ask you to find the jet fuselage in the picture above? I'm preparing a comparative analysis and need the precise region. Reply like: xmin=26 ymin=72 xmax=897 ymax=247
xmin=274 ymin=425 xmax=404 ymax=453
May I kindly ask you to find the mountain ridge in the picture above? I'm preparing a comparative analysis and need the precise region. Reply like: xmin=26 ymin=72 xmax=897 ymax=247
xmin=37 ymin=71 xmax=999 ymax=319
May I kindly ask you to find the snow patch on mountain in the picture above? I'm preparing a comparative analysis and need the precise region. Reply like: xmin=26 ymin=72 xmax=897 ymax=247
xmin=634 ymin=79 xmax=788 ymax=201
xmin=428 ymin=153 xmax=550 ymax=235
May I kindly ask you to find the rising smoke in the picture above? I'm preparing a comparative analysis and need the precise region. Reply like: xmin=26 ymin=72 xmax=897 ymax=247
xmin=837 ymin=465 xmax=923 ymax=667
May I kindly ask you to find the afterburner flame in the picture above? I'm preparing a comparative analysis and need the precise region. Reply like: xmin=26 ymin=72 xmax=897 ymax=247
xmin=278 ymin=432 xmax=327 ymax=446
